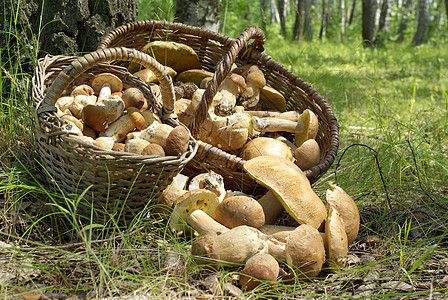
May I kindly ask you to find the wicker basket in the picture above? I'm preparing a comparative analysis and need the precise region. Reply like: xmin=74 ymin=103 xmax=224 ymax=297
xmin=98 ymin=21 xmax=339 ymax=195
xmin=33 ymin=47 xmax=198 ymax=220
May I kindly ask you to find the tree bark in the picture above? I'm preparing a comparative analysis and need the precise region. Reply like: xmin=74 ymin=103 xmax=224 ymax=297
xmin=293 ymin=0 xmax=306 ymax=40
xmin=304 ymin=0 xmax=313 ymax=40
xmin=319 ymin=0 xmax=327 ymax=38
xmin=175 ymin=0 xmax=222 ymax=32
xmin=278 ymin=0 xmax=288 ymax=37
xmin=361 ymin=0 xmax=379 ymax=46
xmin=271 ymin=0 xmax=281 ymax=24
xmin=348 ymin=0 xmax=357 ymax=25
xmin=397 ymin=0 xmax=413 ymax=43
xmin=412 ymin=0 xmax=430 ymax=45
xmin=260 ymin=0 xmax=268 ymax=31
xmin=374 ymin=0 xmax=392 ymax=46
xmin=341 ymin=0 xmax=346 ymax=41
xmin=0 ymin=0 xmax=138 ymax=59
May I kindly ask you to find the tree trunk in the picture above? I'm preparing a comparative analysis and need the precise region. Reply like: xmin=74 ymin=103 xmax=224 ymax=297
xmin=260 ymin=0 xmax=268 ymax=31
xmin=412 ymin=0 xmax=429 ymax=45
xmin=374 ymin=0 xmax=392 ymax=46
xmin=175 ymin=0 xmax=222 ymax=32
xmin=294 ymin=0 xmax=306 ymax=40
xmin=0 ymin=0 xmax=138 ymax=60
xmin=362 ymin=0 xmax=379 ymax=46
xmin=341 ymin=0 xmax=346 ymax=41
xmin=304 ymin=0 xmax=314 ymax=40
xmin=271 ymin=0 xmax=281 ymax=24
xmin=397 ymin=0 xmax=413 ymax=43
xmin=319 ymin=0 xmax=327 ymax=38
xmin=278 ymin=0 xmax=288 ymax=37
xmin=348 ymin=0 xmax=357 ymax=25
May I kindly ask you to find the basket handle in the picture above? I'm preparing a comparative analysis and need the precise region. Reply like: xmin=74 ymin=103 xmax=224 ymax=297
xmin=40 ymin=47 xmax=176 ymax=116
xmin=189 ymin=25 xmax=266 ymax=134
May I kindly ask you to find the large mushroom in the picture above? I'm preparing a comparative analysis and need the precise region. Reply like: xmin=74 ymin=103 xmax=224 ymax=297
xmin=324 ymin=207 xmax=348 ymax=272
xmin=243 ymin=155 xmax=327 ymax=230
xmin=213 ymin=195 xmax=265 ymax=229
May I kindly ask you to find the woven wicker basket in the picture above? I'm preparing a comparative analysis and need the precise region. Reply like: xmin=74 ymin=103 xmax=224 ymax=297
xmin=98 ymin=21 xmax=339 ymax=195
xmin=33 ymin=47 xmax=198 ymax=220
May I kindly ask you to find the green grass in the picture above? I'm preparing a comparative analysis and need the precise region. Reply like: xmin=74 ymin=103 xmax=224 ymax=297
xmin=1 ymin=5 xmax=448 ymax=300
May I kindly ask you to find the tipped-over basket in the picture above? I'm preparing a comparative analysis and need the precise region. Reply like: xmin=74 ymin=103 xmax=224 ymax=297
xmin=33 ymin=47 xmax=198 ymax=221
xmin=97 ymin=20 xmax=339 ymax=195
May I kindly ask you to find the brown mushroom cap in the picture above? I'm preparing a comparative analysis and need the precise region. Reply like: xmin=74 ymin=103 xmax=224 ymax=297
xmin=122 ymin=87 xmax=146 ymax=110
xmin=81 ymin=105 xmax=108 ymax=132
xmin=91 ymin=73 xmax=123 ymax=94
xmin=71 ymin=84 xmax=94 ymax=98
xmin=246 ymin=65 xmax=266 ymax=88
xmin=245 ymin=253 xmax=280 ymax=278
xmin=326 ymin=184 xmax=360 ymax=245
xmin=239 ymin=264 xmax=277 ymax=291
xmin=284 ymin=224 xmax=326 ymax=279
xmin=324 ymin=207 xmax=348 ymax=272
xmin=128 ymin=41 xmax=201 ymax=73
xmin=243 ymin=156 xmax=327 ymax=230
xmin=176 ymin=69 xmax=214 ymax=86
xmin=124 ymin=138 xmax=151 ymax=154
xmin=127 ymin=107 xmax=146 ymax=130
xmin=213 ymin=196 xmax=265 ymax=229
xmin=241 ymin=137 xmax=294 ymax=162
xmin=141 ymin=143 xmax=165 ymax=156
xmin=260 ymin=86 xmax=286 ymax=112
xmin=293 ymin=139 xmax=321 ymax=171
xmin=165 ymin=125 xmax=190 ymax=156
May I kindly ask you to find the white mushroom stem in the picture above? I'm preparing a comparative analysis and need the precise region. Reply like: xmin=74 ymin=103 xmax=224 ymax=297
xmin=215 ymin=77 xmax=239 ymax=116
xmin=246 ymin=111 xmax=300 ymax=122
xmin=97 ymin=82 xmax=112 ymax=102
xmin=186 ymin=210 xmax=229 ymax=235
xmin=99 ymin=114 xmax=136 ymax=142
xmin=252 ymin=116 xmax=306 ymax=133
xmin=257 ymin=190 xmax=285 ymax=225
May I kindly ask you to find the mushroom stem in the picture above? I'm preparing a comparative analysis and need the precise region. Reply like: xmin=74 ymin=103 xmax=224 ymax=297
xmin=252 ymin=116 xmax=306 ymax=133
xmin=98 ymin=82 xmax=112 ymax=102
xmin=246 ymin=111 xmax=300 ymax=122
xmin=257 ymin=190 xmax=285 ymax=225
xmin=186 ymin=210 xmax=229 ymax=235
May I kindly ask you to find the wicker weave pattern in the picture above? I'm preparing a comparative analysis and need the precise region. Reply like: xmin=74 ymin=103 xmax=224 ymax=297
xmin=33 ymin=47 xmax=198 ymax=220
xmin=98 ymin=21 xmax=339 ymax=194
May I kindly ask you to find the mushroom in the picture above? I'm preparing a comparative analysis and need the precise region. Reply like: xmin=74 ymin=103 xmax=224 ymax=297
xmin=213 ymin=195 xmax=265 ymax=229
xmin=170 ymin=189 xmax=229 ymax=235
xmin=60 ymin=114 xmax=83 ymax=131
xmin=245 ymin=253 xmax=280 ymax=279
xmin=99 ymin=114 xmax=136 ymax=142
xmin=188 ymin=171 xmax=226 ymax=203
xmin=93 ymin=136 xmax=115 ymax=150
xmin=90 ymin=73 xmax=123 ymax=95
xmin=260 ymin=85 xmax=286 ymax=112
xmin=293 ymin=139 xmax=321 ymax=171
xmin=157 ymin=173 xmax=189 ymax=209
xmin=283 ymin=224 xmax=326 ymax=279
xmin=69 ymin=95 xmax=96 ymax=118
xmin=326 ymin=184 xmax=359 ymax=245
xmin=81 ymin=105 xmax=108 ymax=132
xmin=133 ymin=66 xmax=177 ymax=85
xmin=243 ymin=155 xmax=327 ymax=230
xmin=139 ymin=123 xmax=174 ymax=149
xmin=127 ymin=107 xmax=146 ymax=131
xmin=97 ymin=94 xmax=125 ymax=124
xmin=240 ymin=136 xmax=294 ymax=162
xmin=239 ymin=264 xmax=277 ymax=291
xmin=82 ymin=126 xmax=97 ymax=139
xmin=55 ymin=96 xmax=74 ymax=113
xmin=164 ymin=125 xmax=190 ymax=156
xmin=176 ymin=69 xmax=214 ymax=86
xmin=128 ymin=41 xmax=201 ymax=73
xmin=324 ymin=207 xmax=348 ymax=272
xmin=121 ymin=87 xmax=147 ymax=110
xmin=70 ymin=84 xmax=94 ymax=98
xmin=140 ymin=111 xmax=162 ymax=129
xmin=214 ymin=76 xmax=240 ymax=116
xmin=208 ymin=225 xmax=268 ymax=265
xmin=239 ymin=65 xmax=266 ymax=109
xmin=124 ymin=138 xmax=151 ymax=154
xmin=257 ymin=190 xmax=285 ymax=225
xmin=62 ymin=120 xmax=83 ymax=136
xmin=142 ymin=143 xmax=165 ymax=156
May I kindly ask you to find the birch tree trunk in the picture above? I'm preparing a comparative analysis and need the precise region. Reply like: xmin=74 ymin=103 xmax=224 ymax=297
xmin=374 ymin=0 xmax=392 ymax=46
xmin=341 ymin=0 xmax=346 ymax=41
xmin=348 ymin=0 xmax=357 ymax=25
xmin=397 ymin=0 xmax=413 ymax=43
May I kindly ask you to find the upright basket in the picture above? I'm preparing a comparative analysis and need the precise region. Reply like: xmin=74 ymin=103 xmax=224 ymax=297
xmin=98 ymin=20 xmax=339 ymax=195
xmin=33 ymin=47 xmax=198 ymax=220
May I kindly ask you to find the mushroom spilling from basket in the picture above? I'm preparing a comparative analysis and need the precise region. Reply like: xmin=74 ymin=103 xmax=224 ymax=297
xmin=56 ymin=40 xmax=353 ymax=288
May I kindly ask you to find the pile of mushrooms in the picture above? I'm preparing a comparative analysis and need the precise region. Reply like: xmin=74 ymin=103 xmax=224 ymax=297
xmin=158 ymin=155 xmax=360 ymax=291
xmin=56 ymin=72 xmax=191 ymax=156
